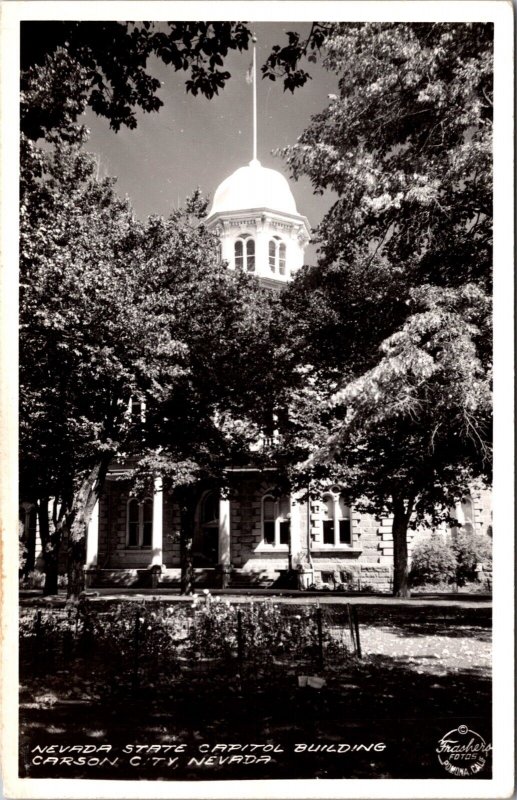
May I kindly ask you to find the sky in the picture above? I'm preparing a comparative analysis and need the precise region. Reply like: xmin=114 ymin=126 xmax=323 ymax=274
xmin=81 ymin=22 xmax=339 ymax=261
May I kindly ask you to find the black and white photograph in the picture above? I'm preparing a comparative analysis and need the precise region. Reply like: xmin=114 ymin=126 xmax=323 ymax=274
xmin=1 ymin=2 xmax=514 ymax=798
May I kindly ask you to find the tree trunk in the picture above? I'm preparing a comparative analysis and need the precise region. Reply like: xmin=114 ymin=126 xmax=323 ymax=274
xmin=391 ymin=495 xmax=415 ymax=598
xmin=67 ymin=536 xmax=86 ymax=599
xmin=179 ymin=488 xmax=197 ymax=595
xmin=23 ymin=507 xmax=37 ymax=575
xmin=43 ymin=552 xmax=59 ymax=595
xmin=177 ymin=485 xmax=199 ymax=594
xmin=66 ymin=458 xmax=111 ymax=599
xmin=37 ymin=499 xmax=60 ymax=596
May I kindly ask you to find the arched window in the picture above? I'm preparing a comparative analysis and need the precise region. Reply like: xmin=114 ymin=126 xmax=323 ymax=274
xmin=246 ymin=238 xmax=255 ymax=272
xmin=279 ymin=242 xmax=286 ymax=275
xmin=234 ymin=239 xmax=244 ymax=270
xmin=195 ymin=491 xmax=219 ymax=565
xmin=126 ymin=498 xmax=153 ymax=548
xmin=127 ymin=499 xmax=140 ymax=547
xmin=268 ymin=240 xmax=276 ymax=271
xmin=268 ymin=236 xmax=286 ymax=274
xmin=201 ymin=492 xmax=219 ymax=528
xmin=129 ymin=396 xmax=146 ymax=424
xmin=320 ymin=490 xmax=352 ymax=547
xmin=262 ymin=494 xmax=290 ymax=546
xmin=142 ymin=499 xmax=153 ymax=547
xmin=461 ymin=496 xmax=474 ymax=535
xmin=234 ymin=235 xmax=255 ymax=272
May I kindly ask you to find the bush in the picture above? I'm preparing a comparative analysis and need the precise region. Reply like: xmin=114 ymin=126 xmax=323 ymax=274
xmin=451 ymin=531 xmax=492 ymax=587
xmin=20 ymin=569 xmax=45 ymax=589
xmin=409 ymin=537 xmax=457 ymax=586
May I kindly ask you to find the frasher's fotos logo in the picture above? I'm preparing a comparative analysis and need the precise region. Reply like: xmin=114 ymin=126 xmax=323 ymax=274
xmin=436 ymin=724 xmax=492 ymax=776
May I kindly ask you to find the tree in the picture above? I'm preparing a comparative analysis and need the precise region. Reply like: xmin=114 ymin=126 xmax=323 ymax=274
xmin=125 ymin=212 xmax=282 ymax=594
xmin=277 ymin=23 xmax=492 ymax=595
xmin=20 ymin=21 xmax=329 ymax=142
xmin=19 ymin=20 xmax=305 ymax=596
xmin=20 ymin=133 xmax=279 ymax=596
xmin=20 ymin=22 xmax=253 ymax=140
xmin=20 ymin=134 xmax=202 ymax=596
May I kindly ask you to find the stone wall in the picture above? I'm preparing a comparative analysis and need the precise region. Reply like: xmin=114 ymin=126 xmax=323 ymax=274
xmin=96 ymin=475 xmax=491 ymax=591
xmin=230 ymin=476 xmax=290 ymax=579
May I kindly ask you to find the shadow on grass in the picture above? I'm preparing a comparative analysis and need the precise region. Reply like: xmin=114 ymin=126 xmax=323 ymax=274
xmin=19 ymin=649 xmax=492 ymax=782
xmin=367 ymin=622 xmax=492 ymax=641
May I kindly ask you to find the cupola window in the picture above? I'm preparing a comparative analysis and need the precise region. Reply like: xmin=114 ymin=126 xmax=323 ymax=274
xmin=234 ymin=235 xmax=255 ymax=272
xmin=268 ymin=236 xmax=286 ymax=275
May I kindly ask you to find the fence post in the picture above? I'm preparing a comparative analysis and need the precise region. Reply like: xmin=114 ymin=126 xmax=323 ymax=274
xmin=316 ymin=605 xmax=324 ymax=671
xmin=352 ymin=606 xmax=362 ymax=659
xmin=132 ymin=610 xmax=140 ymax=692
xmin=237 ymin=609 xmax=244 ymax=674
xmin=62 ymin=608 xmax=71 ymax=662
xmin=34 ymin=610 xmax=42 ymax=672
xmin=347 ymin=604 xmax=357 ymax=654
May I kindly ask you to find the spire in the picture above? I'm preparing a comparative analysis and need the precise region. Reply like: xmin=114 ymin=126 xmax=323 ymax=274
xmin=252 ymin=35 xmax=257 ymax=162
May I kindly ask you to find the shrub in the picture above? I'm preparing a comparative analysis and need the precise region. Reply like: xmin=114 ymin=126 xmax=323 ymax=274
xmin=409 ymin=537 xmax=457 ymax=586
xmin=21 ymin=569 xmax=45 ymax=589
xmin=451 ymin=531 xmax=492 ymax=587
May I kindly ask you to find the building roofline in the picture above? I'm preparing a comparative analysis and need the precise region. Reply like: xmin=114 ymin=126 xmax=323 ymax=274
xmin=204 ymin=207 xmax=311 ymax=238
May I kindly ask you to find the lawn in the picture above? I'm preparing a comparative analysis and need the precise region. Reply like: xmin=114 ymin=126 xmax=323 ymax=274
xmin=19 ymin=598 xmax=492 ymax=781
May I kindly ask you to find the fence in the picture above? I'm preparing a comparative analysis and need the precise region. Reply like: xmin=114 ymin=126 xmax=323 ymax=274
xmin=19 ymin=597 xmax=361 ymax=691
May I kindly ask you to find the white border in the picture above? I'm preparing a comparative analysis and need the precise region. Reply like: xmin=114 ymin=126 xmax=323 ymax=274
xmin=1 ymin=3 xmax=514 ymax=799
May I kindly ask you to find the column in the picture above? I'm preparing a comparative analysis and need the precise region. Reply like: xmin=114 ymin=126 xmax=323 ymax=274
xmin=218 ymin=498 xmax=231 ymax=566
xmin=85 ymin=500 xmax=99 ymax=568
xmin=151 ymin=476 xmax=163 ymax=568
xmin=289 ymin=492 xmax=303 ymax=568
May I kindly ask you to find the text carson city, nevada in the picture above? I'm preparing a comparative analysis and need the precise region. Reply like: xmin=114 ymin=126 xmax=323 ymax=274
xmin=31 ymin=742 xmax=388 ymax=767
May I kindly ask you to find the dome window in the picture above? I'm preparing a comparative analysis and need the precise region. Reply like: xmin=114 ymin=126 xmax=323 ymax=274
xmin=279 ymin=242 xmax=286 ymax=275
xmin=268 ymin=236 xmax=286 ymax=275
xmin=268 ymin=240 xmax=276 ymax=271
xmin=234 ymin=235 xmax=255 ymax=272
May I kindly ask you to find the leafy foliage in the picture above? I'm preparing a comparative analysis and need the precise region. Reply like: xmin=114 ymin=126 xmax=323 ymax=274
xmin=451 ymin=531 xmax=492 ymax=586
xmin=20 ymin=21 xmax=330 ymax=141
xmin=409 ymin=537 xmax=457 ymax=586
xmin=276 ymin=23 xmax=493 ymax=596
xmin=21 ymin=22 xmax=253 ymax=139
xmin=20 ymin=126 xmax=279 ymax=594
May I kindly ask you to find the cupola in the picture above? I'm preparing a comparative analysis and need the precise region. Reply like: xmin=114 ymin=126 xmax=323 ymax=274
xmin=205 ymin=160 xmax=310 ymax=288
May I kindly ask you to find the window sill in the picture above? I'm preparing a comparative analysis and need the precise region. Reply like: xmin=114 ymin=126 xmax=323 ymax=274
xmin=310 ymin=546 xmax=363 ymax=554
xmin=255 ymin=544 xmax=290 ymax=552
xmin=124 ymin=546 xmax=152 ymax=551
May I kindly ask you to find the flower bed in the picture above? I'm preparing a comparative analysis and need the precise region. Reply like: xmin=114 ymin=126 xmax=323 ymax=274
xmin=20 ymin=594 xmax=357 ymax=690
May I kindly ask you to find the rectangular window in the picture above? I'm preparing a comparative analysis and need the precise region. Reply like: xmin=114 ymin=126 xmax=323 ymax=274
xmin=127 ymin=522 xmax=139 ymax=547
xmin=263 ymin=521 xmax=275 ymax=545
xmin=279 ymin=520 xmax=290 ymax=545
xmin=323 ymin=520 xmax=335 ymax=545
xmin=339 ymin=519 xmax=351 ymax=545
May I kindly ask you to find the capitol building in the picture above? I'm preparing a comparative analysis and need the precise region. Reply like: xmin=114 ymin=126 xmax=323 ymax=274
xmin=69 ymin=157 xmax=491 ymax=592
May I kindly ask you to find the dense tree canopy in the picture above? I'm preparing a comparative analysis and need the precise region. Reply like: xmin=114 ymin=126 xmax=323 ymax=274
xmin=20 ymin=131 xmax=279 ymax=595
xmin=20 ymin=21 xmax=329 ymax=141
xmin=21 ymin=22 xmax=252 ymax=139
xmin=277 ymin=22 xmax=493 ymax=595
